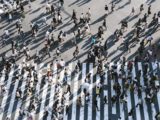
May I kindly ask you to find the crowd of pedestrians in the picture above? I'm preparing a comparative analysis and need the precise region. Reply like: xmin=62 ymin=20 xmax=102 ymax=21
xmin=0 ymin=0 xmax=160 ymax=120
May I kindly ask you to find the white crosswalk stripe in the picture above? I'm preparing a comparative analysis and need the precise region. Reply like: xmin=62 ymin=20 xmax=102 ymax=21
xmin=0 ymin=68 xmax=6 ymax=95
xmin=47 ymin=63 xmax=57 ymax=120
xmin=6 ymin=64 xmax=23 ymax=119
xmin=87 ymin=63 xmax=93 ymax=120
xmin=79 ymin=63 xmax=86 ymax=120
xmin=157 ymin=63 xmax=160 ymax=112
xmin=14 ymin=67 xmax=29 ymax=120
xmin=38 ymin=75 xmax=49 ymax=120
xmin=23 ymin=68 xmax=38 ymax=120
xmin=110 ymin=63 xmax=116 ymax=115
xmin=0 ymin=62 xmax=160 ymax=120
xmin=138 ymin=63 xmax=150 ymax=120
xmin=132 ymin=63 xmax=141 ymax=120
xmin=31 ymin=66 xmax=43 ymax=120
xmin=71 ymin=63 xmax=79 ymax=120
xmin=0 ymin=66 xmax=15 ymax=120
xmin=117 ymin=63 xmax=125 ymax=120
xmin=103 ymin=63 xmax=108 ymax=120
xmin=125 ymin=65 xmax=133 ymax=120
xmin=96 ymin=74 xmax=100 ymax=120
xmin=63 ymin=63 xmax=72 ymax=120
xmin=151 ymin=62 xmax=158 ymax=120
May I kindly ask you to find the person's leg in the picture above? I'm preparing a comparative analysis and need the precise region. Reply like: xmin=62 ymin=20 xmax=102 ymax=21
xmin=149 ymin=40 xmax=151 ymax=46
xmin=49 ymin=52 xmax=51 ymax=57
xmin=129 ymin=46 xmax=131 ymax=53
xmin=96 ymin=105 xmax=99 ymax=111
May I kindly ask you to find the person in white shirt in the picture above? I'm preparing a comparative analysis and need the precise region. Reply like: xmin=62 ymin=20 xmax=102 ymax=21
xmin=60 ymin=59 xmax=65 ymax=69
xmin=42 ymin=16 xmax=47 ymax=25
xmin=46 ymin=2 xmax=50 ymax=13
xmin=145 ymin=35 xmax=153 ymax=46
xmin=2 ymin=85 xmax=7 ymax=95
xmin=56 ymin=48 xmax=61 ymax=57
xmin=86 ymin=8 xmax=91 ymax=23
xmin=4 ymin=30 xmax=9 ymax=38
xmin=58 ymin=14 xmax=62 ymax=24
xmin=8 ymin=13 xmax=12 ymax=23
xmin=45 ymin=31 xmax=50 ymax=38
xmin=80 ymin=13 xmax=84 ymax=24
xmin=84 ymin=23 xmax=90 ymax=36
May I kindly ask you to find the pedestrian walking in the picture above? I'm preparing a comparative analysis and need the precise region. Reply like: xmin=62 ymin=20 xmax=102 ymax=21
xmin=148 ymin=5 xmax=151 ymax=16
xmin=155 ymin=112 xmax=160 ymax=120
xmin=130 ymin=7 xmax=135 ymax=16
xmin=102 ymin=19 xmax=107 ymax=30
xmin=42 ymin=16 xmax=47 ymax=25
xmin=105 ymin=5 xmax=109 ymax=15
xmin=86 ymin=8 xmax=91 ymax=23
xmin=94 ymin=99 xmax=99 ymax=111
xmin=20 ymin=3 xmax=24 ymax=12
xmin=71 ymin=9 xmax=77 ymax=21
xmin=96 ymin=85 xmax=100 ymax=97
xmin=58 ymin=13 xmax=62 ymax=24
xmin=128 ymin=108 xmax=134 ymax=119
xmin=59 ymin=0 xmax=64 ymax=7
xmin=65 ymin=105 xmax=69 ymax=115
xmin=111 ymin=2 xmax=115 ymax=12
xmin=8 ymin=13 xmax=12 ymax=23
xmin=46 ymin=45 xmax=51 ymax=58
xmin=80 ymin=13 xmax=85 ymax=24
xmin=140 ymin=4 xmax=144 ymax=13
xmin=51 ymin=4 xmax=55 ymax=15
xmin=56 ymin=47 xmax=61 ymax=57
xmin=104 ymin=95 xmax=108 ymax=104
xmin=124 ymin=40 xmax=131 ymax=53
xmin=46 ymin=2 xmax=51 ymax=13
xmin=77 ymin=96 xmax=83 ymax=107
xmin=145 ymin=35 xmax=153 ymax=46
xmin=73 ymin=45 xmax=79 ymax=59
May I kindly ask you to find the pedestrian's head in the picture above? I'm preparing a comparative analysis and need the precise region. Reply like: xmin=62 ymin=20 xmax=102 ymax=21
xmin=60 ymin=30 xmax=63 ymax=34
xmin=76 ymin=45 xmax=78 ymax=48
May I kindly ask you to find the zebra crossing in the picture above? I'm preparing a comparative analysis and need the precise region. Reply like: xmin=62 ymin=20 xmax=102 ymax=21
xmin=0 ymin=62 xmax=160 ymax=120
